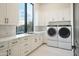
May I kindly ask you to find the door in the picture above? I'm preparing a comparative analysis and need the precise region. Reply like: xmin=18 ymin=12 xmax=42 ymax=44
xmin=59 ymin=27 xmax=70 ymax=38
xmin=74 ymin=3 xmax=79 ymax=56
xmin=6 ymin=3 xmax=18 ymax=25
xmin=47 ymin=28 xmax=56 ymax=37
xmin=0 ymin=3 xmax=7 ymax=25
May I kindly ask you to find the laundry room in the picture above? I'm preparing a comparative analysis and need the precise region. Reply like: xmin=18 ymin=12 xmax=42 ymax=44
xmin=0 ymin=3 xmax=78 ymax=56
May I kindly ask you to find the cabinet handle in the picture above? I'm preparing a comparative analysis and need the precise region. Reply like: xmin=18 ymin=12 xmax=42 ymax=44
xmin=5 ymin=18 xmax=8 ymax=24
xmin=9 ymin=49 xmax=11 ymax=55
xmin=0 ymin=45 xmax=4 ymax=48
xmin=12 ymin=41 xmax=17 ymax=44
xmin=5 ymin=18 xmax=6 ymax=23
xmin=6 ymin=50 xmax=8 ymax=56
xmin=24 ymin=38 xmax=28 ymax=40
xmin=6 ymin=18 xmax=8 ymax=23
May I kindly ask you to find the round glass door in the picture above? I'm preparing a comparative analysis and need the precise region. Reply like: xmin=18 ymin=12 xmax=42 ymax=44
xmin=48 ymin=28 xmax=56 ymax=36
xmin=59 ymin=27 xmax=70 ymax=38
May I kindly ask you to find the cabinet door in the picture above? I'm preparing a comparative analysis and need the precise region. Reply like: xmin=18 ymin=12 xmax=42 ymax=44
xmin=34 ymin=34 xmax=40 ymax=47
xmin=39 ymin=34 xmax=43 ymax=44
xmin=8 ymin=39 xmax=20 ymax=56
xmin=0 ymin=3 xmax=7 ymax=25
xmin=27 ymin=36 xmax=35 ymax=52
xmin=6 ymin=3 xmax=18 ymax=25
xmin=0 ymin=41 xmax=8 ymax=56
xmin=0 ymin=49 xmax=8 ymax=56
xmin=19 ymin=37 xmax=31 ymax=56
xmin=19 ymin=43 xmax=30 ymax=56
xmin=30 ymin=36 xmax=37 ymax=51
xmin=9 ymin=45 xmax=20 ymax=56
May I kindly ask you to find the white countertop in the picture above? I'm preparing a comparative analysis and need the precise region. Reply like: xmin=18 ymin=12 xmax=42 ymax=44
xmin=0 ymin=31 xmax=45 ymax=42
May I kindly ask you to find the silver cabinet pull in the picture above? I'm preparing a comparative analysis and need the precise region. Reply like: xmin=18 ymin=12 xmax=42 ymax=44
xmin=6 ymin=18 xmax=8 ymax=23
xmin=12 ymin=41 xmax=17 ymax=44
xmin=24 ymin=38 xmax=28 ymax=40
xmin=6 ymin=50 xmax=8 ymax=56
xmin=5 ymin=18 xmax=6 ymax=23
xmin=5 ymin=18 xmax=8 ymax=24
xmin=9 ymin=49 xmax=11 ymax=55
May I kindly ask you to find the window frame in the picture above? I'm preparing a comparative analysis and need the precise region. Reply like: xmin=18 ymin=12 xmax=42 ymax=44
xmin=16 ymin=3 xmax=34 ymax=35
xmin=25 ymin=3 xmax=34 ymax=33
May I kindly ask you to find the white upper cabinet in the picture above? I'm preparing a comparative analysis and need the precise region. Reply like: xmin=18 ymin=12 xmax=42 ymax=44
xmin=6 ymin=3 xmax=18 ymax=25
xmin=0 ymin=3 xmax=7 ymax=25
xmin=0 ymin=3 xmax=18 ymax=25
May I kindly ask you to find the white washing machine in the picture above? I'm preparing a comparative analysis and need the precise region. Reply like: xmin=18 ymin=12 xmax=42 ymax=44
xmin=47 ymin=25 xmax=58 ymax=47
xmin=58 ymin=25 xmax=72 ymax=50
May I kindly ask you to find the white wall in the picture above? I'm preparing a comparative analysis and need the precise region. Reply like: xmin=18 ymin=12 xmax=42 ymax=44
xmin=35 ymin=3 xmax=72 ymax=26
xmin=34 ymin=4 xmax=40 ymax=26
xmin=34 ymin=4 xmax=46 ymax=31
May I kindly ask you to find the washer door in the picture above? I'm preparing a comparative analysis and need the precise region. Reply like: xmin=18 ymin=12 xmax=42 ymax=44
xmin=47 ymin=28 xmax=56 ymax=37
xmin=59 ymin=27 xmax=70 ymax=38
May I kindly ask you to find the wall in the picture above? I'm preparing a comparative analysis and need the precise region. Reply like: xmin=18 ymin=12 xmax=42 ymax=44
xmin=34 ymin=3 xmax=73 ymax=31
xmin=38 ymin=3 xmax=72 ymax=26
xmin=34 ymin=4 xmax=46 ymax=31
xmin=34 ymin=3 xmax=73 ymax=45
xmin=0 ymin=25 xmax=16 ymax=38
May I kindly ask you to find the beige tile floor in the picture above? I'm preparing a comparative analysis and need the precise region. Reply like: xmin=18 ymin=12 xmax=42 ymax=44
xmin=29 ymin=44 xmax=73 ymax=56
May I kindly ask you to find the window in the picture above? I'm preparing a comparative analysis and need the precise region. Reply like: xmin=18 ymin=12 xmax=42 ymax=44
xmin=16 ymin=3 xmax=34 ymax=35
xmin=27 ymin=3 xmax=34 ymax=32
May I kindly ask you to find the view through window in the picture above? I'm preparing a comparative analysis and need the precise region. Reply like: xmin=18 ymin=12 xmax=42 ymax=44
xmin=27 ymin=3 xmax=33 ymax=32
xmin=16 ymin=3 xmax=34 ymax=35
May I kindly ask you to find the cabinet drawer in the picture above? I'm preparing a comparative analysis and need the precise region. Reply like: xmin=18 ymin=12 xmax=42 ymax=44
xmin=19 ymin=37 xmax=29 ymax=43
xmin=0 ymin=42 xmax=8 ymax=50
xmin=9 ymin=39 xmax=18 ymax=47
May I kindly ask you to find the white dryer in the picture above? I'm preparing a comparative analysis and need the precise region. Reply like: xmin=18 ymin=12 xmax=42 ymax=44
xmin=47 ymin=25 xmax=58 ymax=47
xmin=58 ymin=25 xmax=72 ymax=50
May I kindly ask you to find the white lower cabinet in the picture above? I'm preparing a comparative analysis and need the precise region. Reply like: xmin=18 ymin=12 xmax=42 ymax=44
xmin=19 ymin=43 xmax=30 ymax=56
xmin=28 ymin=36 xmax=35 ymax=51
xmin=8 ymin=39 xmax=20 ymax=56
xmin=34 ymin=34 xmax=40 ymax=47
xmin=0 ymin=33 xmax=43 ymax=56
xmin=0 ymin=49 xmax=8 ymax=56
xmin=19 ymin=37 xmax=31 ymax=56
xmin=0 ymin=42 xmax=8 ymax=56
xmin=39 ymin=33 xmax=43 ymax=45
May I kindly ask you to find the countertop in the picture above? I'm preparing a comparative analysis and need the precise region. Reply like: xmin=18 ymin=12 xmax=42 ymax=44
xmin=0 ymin=31 xmax=45 ymax=42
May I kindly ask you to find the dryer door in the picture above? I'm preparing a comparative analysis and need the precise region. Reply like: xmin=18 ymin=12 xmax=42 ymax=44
xmin=47 ymin=28 xmax=56 ymax=37
xmin=59 ymin=27 xmax=70 ymax=38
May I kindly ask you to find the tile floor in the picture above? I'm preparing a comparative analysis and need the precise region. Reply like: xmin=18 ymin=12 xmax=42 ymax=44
xmin=29 ymin=44 xmax=73 ymax=56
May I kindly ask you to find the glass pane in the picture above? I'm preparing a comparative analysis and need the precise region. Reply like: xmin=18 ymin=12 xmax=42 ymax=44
xmin=16 ymin=3 xmax=25 ymax=34
xmin=27 ymin=3 xmax=33 ymax=32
